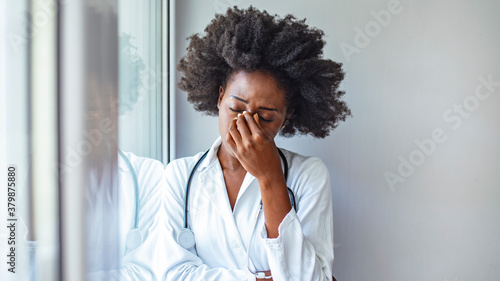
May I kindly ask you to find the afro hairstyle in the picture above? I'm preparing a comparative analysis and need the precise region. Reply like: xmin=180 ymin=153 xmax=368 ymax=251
xmin=177 ymin=6 xmax=351 ymax=138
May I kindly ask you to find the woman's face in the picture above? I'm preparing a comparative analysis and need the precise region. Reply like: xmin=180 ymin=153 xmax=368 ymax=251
xmin=218 ymin=70 xmax=291 ymax=155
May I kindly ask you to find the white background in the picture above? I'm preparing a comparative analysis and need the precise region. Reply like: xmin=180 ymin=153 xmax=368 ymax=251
xmin=173 ymin=0 xmax=500 ymax=280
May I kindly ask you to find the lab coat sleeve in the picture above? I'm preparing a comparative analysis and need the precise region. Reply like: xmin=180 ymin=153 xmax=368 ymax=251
xmin=89 ymin=159 xmax=168 ymax=280
xmin=162 ymin=159 xmax=256 ymax=281
xmin=258 ymin=157 xmax=334 ymax=281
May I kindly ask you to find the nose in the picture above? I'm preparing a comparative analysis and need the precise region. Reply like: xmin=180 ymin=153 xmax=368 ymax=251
xmin=243 ymin=106 xmax=258 ymax=116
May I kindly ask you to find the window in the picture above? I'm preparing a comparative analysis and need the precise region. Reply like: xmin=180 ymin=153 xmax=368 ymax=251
xmin=1 ymin=0 xmax=169 ymax=279
xmin=118 ymin=0 xmax=167 ymax=162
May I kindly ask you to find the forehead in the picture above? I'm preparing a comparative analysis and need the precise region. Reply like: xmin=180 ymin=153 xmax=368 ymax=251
xmin=225 ymin=70 xmax=287 ymax=106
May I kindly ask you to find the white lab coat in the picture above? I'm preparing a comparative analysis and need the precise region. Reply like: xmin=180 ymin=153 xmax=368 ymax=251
xmin=162 ymin=137 xmax=334 ymax=281
xmin=89 ymin=151 xmax=167 ymax=280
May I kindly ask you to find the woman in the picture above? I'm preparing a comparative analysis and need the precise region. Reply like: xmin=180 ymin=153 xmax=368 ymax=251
xmin=163 ymin=6 xmax=350 ymax=281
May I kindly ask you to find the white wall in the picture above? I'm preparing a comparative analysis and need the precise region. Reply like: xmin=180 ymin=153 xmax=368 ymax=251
xmin=173 ymin=1 xmax=500 ymax=280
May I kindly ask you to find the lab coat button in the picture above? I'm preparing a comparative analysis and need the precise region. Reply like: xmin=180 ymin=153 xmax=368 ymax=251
xmin=232 ymin=241 xmax=241 ymax=251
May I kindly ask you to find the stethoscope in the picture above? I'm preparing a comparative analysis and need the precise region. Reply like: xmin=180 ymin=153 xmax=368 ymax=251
xmin=176 ymin=147 xmax=297 ymax=252
xmin=118 ymin=150 xmax=144 ymax=253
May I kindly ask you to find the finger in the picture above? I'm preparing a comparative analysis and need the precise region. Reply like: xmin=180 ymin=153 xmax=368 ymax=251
xmin=252 ymin=112 xmax=263 ymax=130
xmin=243 ymin=111 xmax=262 ymax=136
xmin=228 ymin=117 xmax=242 ymax=146
xmin=251 ymin=112 xmax=272 ymax=138
xmin=225 ymin=130 xmax=237 ymax=154
xmin=236 ymin=113 xmax=252 ymax=140
xmin=226 ymin=131 xmax=245 ymax=163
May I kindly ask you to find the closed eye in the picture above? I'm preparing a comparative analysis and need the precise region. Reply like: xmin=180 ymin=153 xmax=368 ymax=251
xmin=229 ymin=107 xmax=243 ymax=113
xmin=258 ymin=117 xmax=273 ymax=123
xmin=229 ymin=107 xmax=273 ymax=122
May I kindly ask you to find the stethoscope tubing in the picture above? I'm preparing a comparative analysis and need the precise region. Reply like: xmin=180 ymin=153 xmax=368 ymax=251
xmin=183 ymin=147 xmax=296 ymax=229
xmin=119 ymin=150 xmax=145 ymax=252
xmin=119 ymin=150 xmax=140 ymax=229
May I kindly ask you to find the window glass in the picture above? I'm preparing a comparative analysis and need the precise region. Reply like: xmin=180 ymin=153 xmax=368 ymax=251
xmin=118 ymin=0 xmax=164 ymax=161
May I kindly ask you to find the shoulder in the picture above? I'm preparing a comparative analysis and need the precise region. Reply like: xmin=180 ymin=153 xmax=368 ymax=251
xmin=278 ymin=147 xmax=329 ymax=178
xmin=163 ymin=151 xmax=206 ymax=204
xmin=121 ymin=151 xmax=164 ymax=177
xmin=278 ymin=147 xmax=331 ymax=198
xmin=164 ymin=151 xmax=206 ymax=179
xmin=119 ymin=152 xmax=165 ymax=200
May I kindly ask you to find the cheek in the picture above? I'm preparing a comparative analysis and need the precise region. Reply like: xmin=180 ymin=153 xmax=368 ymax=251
xmin=268 ymin=126 xmax=282 ymax=138
xmin=221 ymin=108 xmax=232 ymax=120
xmin=218 ymin=109 xmax=232 ymax=134
xmin=255 ymin=121 xmax=279 ymax=138
xmin=220 ymin=106 xmax=238 ymax=123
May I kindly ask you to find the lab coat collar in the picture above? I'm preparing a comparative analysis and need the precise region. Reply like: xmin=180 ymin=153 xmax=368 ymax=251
xmin=196 ymin=136 xmax=223 ymax=171
xmin=196 ymin=136 xmax=258 ymax=188
xmin=194 ymin=137 xmax=284 ymax=193
xmin=197 ymin=136 xmax=258 ymax=211
xmin=118 ymin=150 xmax=130 ymax=172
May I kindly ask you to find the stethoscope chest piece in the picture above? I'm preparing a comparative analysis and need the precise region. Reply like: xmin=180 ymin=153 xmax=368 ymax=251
xmin=178 ymin=228 xmax=196 ymax=250
xmin=126 ymin=228 xmax=144 ymax=251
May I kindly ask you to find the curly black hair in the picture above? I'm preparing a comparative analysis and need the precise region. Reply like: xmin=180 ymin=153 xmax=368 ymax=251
xmin=177 ymin=6 xmax=351 ymax=138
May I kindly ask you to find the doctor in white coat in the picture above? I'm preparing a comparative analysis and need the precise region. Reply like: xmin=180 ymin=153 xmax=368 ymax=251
xmin=163 ymin=136 xmax=335 ymax=280
xmin=117 ymin=151 xmax=167 ymax=280
xmin=163 ymin=7 xmax=350 ymax=280
xmin=89 ymin=151 xmax=167 ymax=280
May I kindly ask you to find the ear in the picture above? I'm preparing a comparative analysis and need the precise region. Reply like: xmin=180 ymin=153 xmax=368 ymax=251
xmin=217 ymin=86 xmax=224 ymax=109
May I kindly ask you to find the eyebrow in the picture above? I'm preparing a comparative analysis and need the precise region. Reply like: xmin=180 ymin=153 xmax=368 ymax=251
xmin=229 ymin=95 xmax=279 ymax=112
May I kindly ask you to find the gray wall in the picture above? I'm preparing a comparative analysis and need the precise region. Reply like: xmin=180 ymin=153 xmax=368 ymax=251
xmin=173 ymin=0 xmax=500 ymax=280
